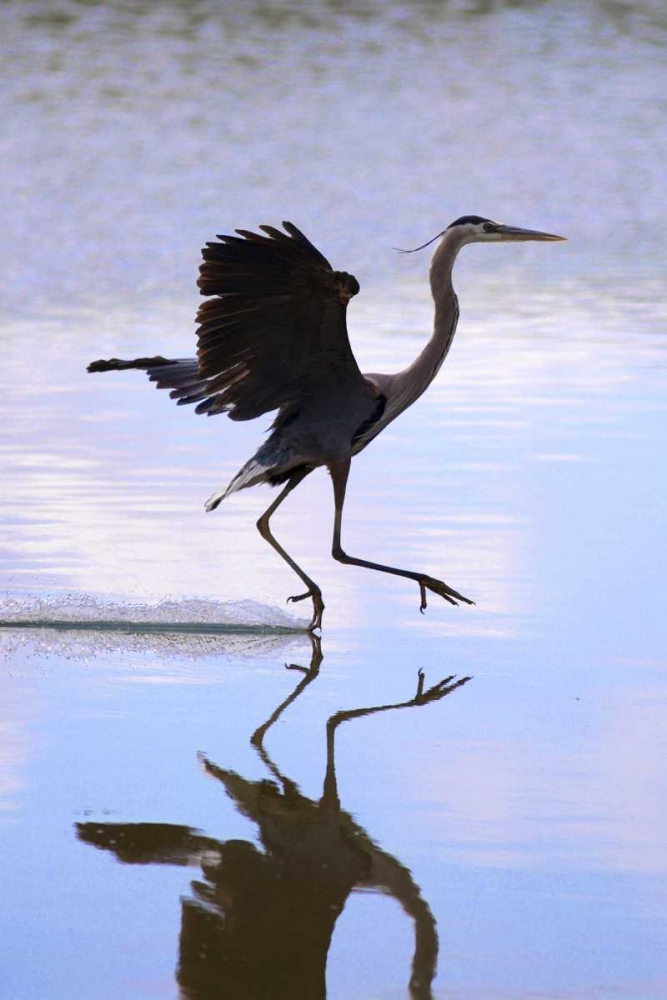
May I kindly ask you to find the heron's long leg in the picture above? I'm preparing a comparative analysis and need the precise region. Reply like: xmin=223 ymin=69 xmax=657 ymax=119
xmin=256 ymin=468 xmax=325 ymax=631
xmin=329 ymin=459 xmax=474 ymax=612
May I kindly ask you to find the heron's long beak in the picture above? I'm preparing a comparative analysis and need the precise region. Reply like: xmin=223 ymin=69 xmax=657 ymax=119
xmin=494 ymin=224 xmax=566 ymax=242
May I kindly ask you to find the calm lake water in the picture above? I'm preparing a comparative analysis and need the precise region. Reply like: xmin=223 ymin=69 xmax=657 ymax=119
xmin=1 ymin=1 xmax=666 ymax=998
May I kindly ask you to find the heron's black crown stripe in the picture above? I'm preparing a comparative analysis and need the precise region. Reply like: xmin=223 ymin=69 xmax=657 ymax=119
xmin=448 ymin=215 xmax=490 ymax=228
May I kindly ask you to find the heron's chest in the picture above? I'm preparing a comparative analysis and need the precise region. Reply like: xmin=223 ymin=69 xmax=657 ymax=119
xmin=282 ymin=393 xmax=381 ymax=462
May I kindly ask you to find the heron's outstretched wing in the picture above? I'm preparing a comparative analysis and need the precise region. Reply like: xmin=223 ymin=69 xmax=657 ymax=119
xmin=191 ymin=221 xmax=366 ymax=421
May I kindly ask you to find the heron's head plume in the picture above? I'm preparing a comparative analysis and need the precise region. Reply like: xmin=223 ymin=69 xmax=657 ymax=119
xmin=395 ymin=216 xmax=565 ymax=252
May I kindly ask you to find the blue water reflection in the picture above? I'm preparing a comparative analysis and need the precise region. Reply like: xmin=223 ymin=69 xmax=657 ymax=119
xmin=1 ymin=1 xmax=666 ymax=997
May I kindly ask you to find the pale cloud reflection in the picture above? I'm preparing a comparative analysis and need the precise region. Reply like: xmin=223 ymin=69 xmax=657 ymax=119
xmin=407 ymin=683 xmax=667 ymax=881
xmin=589 ymin=687 xmax=667 ymax=876
xmin=533 ymin=454 xmax=591 ymax=463
xmin=0 ymin=725 xmax=24 ymax=819
xmin=0 ymin=693 xmax=31 ymax=822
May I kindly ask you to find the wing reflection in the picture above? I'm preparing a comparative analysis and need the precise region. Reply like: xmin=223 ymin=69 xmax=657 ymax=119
xmin=76 ymin=637 xmax=470 ymax=999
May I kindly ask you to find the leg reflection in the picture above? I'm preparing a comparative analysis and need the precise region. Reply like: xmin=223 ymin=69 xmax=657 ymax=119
xmin=76 ymin=641 xmax=470 ymax=999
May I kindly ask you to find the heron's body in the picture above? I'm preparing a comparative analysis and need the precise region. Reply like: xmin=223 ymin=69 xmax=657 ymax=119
xmin=89 ymin=216 xmax=564 ymax=629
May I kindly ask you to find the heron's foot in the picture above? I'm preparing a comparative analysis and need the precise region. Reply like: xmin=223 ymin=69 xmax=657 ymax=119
xmin=287 ymin=588 xmax=325 ymax=631
xmin=418 ymin=575 xmax=475 ymax=613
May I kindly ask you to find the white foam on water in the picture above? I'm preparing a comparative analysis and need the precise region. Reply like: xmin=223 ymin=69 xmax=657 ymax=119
xmin=0 ymin=593 xmax=306 ymax=630
xmin=0 ymin=593 xmax=310 ymax=661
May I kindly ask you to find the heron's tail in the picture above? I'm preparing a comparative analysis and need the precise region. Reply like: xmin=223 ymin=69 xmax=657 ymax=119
xmin=205 ymin=433 xmax=297 ymax=511
xmin=204 ymin=458 xmax=272 ymax=511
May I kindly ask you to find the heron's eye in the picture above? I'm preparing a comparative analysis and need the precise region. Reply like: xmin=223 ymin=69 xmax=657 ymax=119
xmin=483 ymin=223 xmax=495 ymax=233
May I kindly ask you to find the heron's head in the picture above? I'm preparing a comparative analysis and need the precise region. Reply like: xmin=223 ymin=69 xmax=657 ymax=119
xmin=447 ymin=215 xmax=566 ymax=244
xmin=396 ymin=216 xmax=565 ymax=253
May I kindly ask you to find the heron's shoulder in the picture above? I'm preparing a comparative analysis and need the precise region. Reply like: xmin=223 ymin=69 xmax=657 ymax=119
xmin=361 ymin=372 xmax=393 ymax=396
xmin=299 ymin=267 xmax=359 ymax=305
xmin=333 ymin=270 xmax=360 ymax=300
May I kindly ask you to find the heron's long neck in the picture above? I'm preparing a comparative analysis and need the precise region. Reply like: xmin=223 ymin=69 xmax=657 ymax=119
xmin=390 ymin=229 xmax=464 ymax=413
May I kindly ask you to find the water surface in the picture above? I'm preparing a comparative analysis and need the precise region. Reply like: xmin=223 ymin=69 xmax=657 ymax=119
xmin=1 ymin=2 xmax=666 ymax=998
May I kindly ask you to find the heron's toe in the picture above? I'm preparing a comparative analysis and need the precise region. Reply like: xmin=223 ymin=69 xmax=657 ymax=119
xmin=418 ymin=576 xmax=475 ymax=612
xmin=287 ymin=591 xmax=312 ymax=605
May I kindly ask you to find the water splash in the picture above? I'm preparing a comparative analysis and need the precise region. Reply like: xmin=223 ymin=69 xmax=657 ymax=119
xmin=0 ymin=593 xmax=306 ymax=632
xmin=0 ymin=593 xmax=309 ymax=661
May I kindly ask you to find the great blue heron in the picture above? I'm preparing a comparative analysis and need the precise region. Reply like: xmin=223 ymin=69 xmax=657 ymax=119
xmin=88 ymin=216 xmax=565 ymax=629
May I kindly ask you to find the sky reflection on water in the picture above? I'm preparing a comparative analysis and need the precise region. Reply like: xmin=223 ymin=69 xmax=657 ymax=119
xmin=2 ymin=624 xmax=667 ymax=999
xmin=1 ymin=1 xmax=667 ymax=997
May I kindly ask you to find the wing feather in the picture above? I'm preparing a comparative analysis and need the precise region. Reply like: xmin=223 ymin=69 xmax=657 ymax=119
xmin=88 ymin=224 xmax=371 ymax=429
xmin=193 ymin=221 xmax=365 ymax=420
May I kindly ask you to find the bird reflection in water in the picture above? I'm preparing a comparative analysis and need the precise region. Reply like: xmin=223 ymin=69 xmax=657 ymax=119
xmin=76 ymin=637 xmax=470 ymax=999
